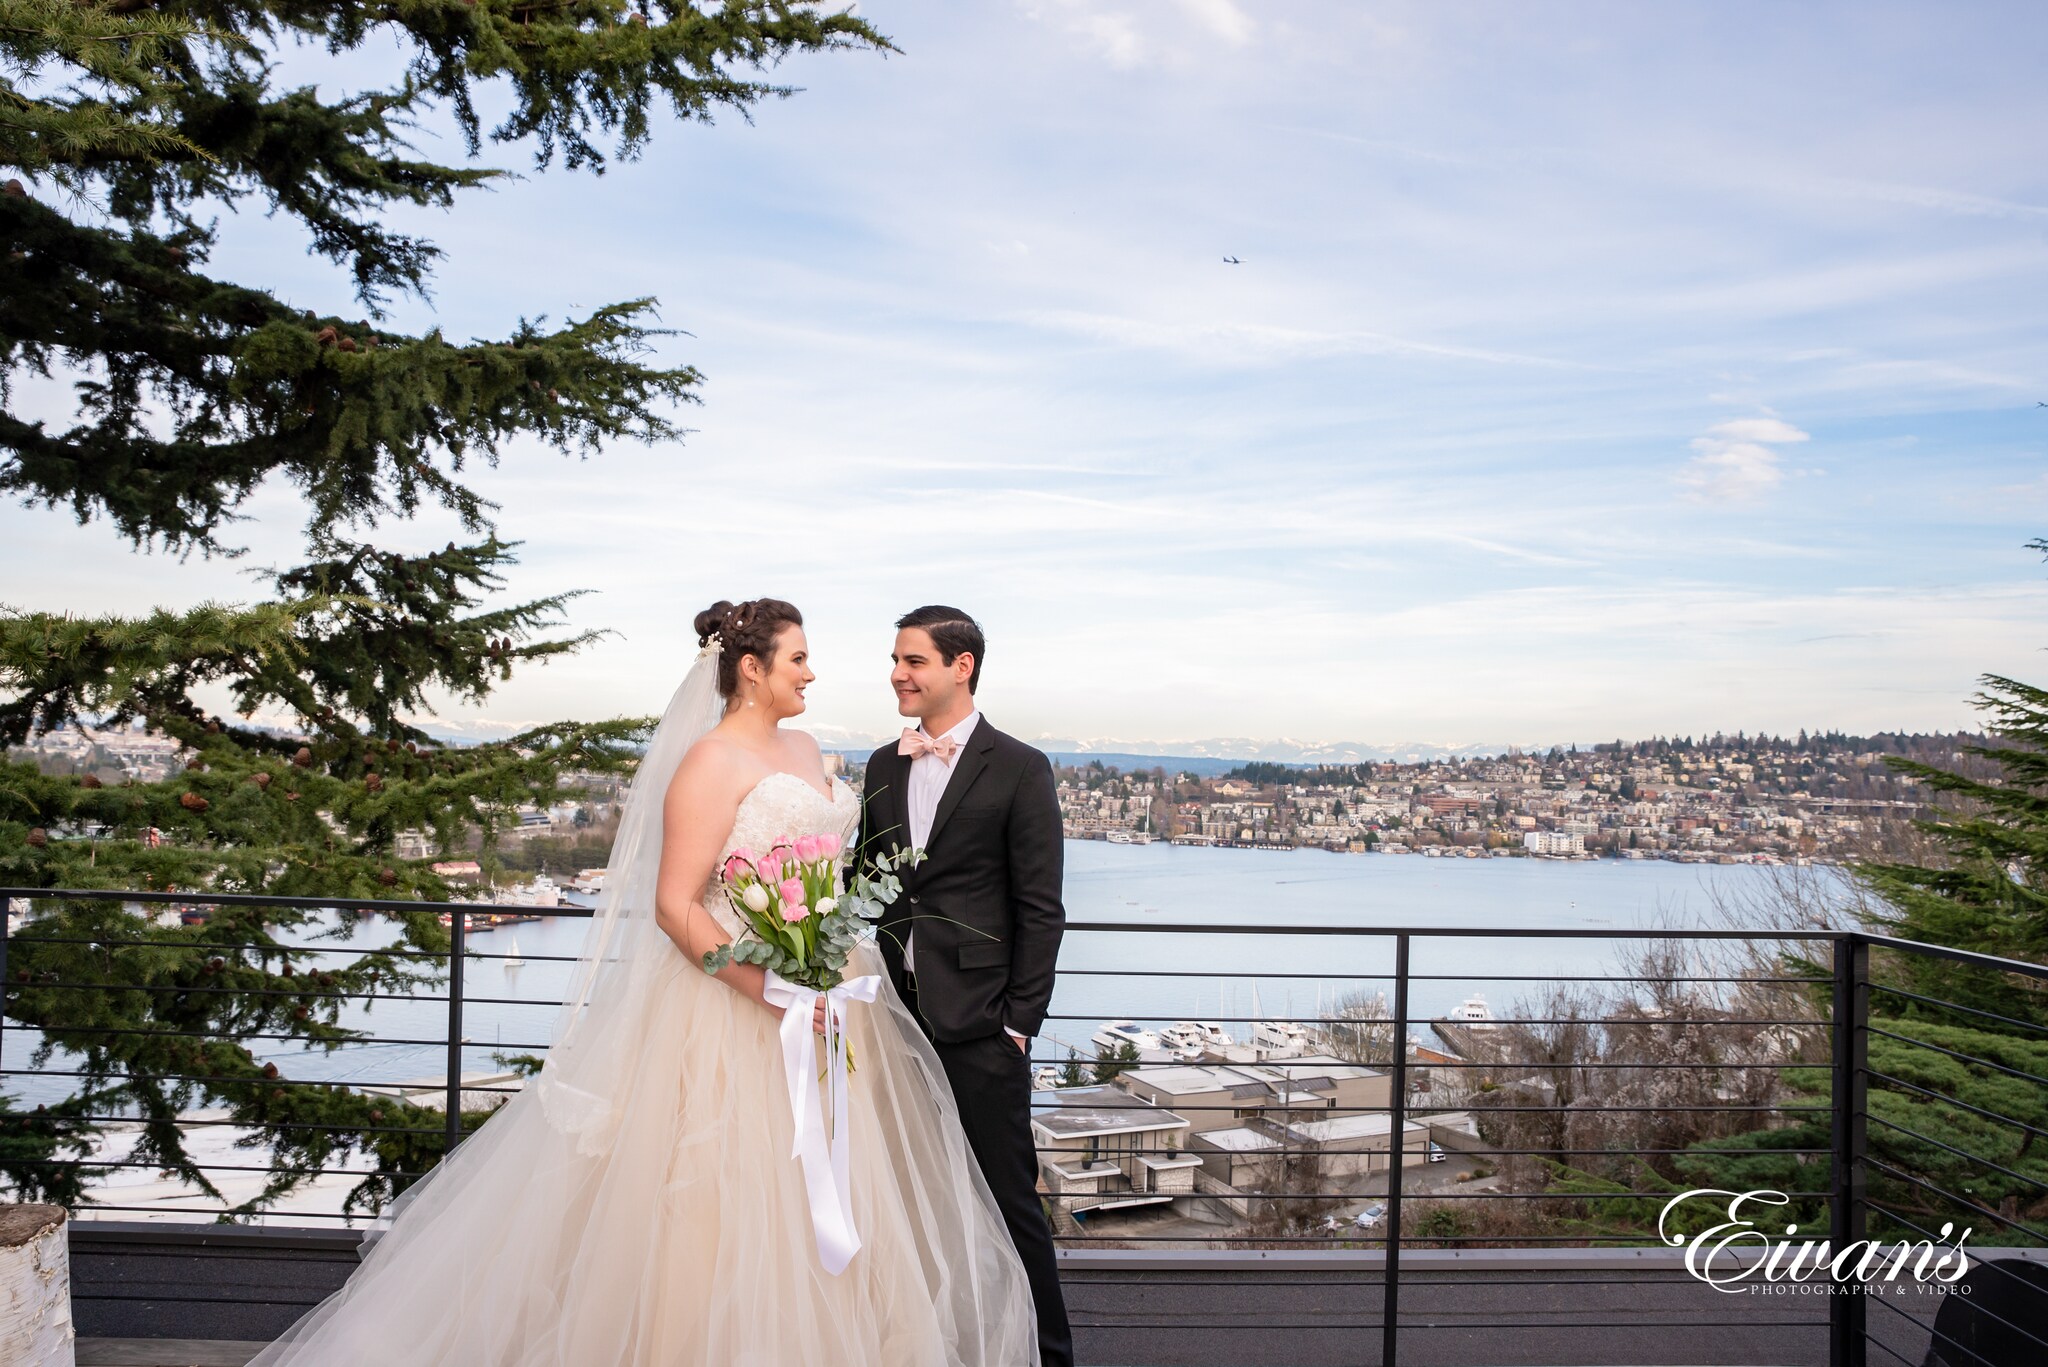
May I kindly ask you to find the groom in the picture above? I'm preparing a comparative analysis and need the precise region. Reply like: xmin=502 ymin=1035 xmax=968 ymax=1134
xmin=858 ymin=605 xmax=1073 ymax=1367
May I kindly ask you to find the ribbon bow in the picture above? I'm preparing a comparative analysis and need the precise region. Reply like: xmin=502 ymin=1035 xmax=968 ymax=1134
xmin=899 ymin=728 xmax=959 ymax=762
xmin=760 ymin=969 xmax=883 ymax=1275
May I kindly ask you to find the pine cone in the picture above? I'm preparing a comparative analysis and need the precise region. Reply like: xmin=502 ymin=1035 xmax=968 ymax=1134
xmin=294 ymin=1005 xmax=311 ymax=1020
xmin=179 ymin=792 xmax=210 ymax=812
xmin=377 ymin=866 xmax=398 ymax=885
xmin=293 ymin=746 xmax=314 ymax=767
xmin=314 ymin=325 xmax=339 ymax=346
xmin=284 ymin=791 xmax=301 ymax=802
xmin=26 ymin=828 xmax=47 ymax=847
xmin=338 ymin=336 xmax=358 ymax=353
xmin=186 ymin=757 xmax=205 ymax=771
xmin=1 ymin=180 xmax=25 ymax=197
xmin=365 ymin=772 xmax=385 ymax=793
xmin=205 ymin=719 xmax=220 ymax=734
xmin=386 ymin=738 xmax=401 ymax=753
xmin=251 ymin=772 xmax=272 ymax=788
xmin=368 ymin=1109 xmax=384 ymax=1122
xmin=80 ymin=774 xmax=103 ymax=789
xmin=262 ymin=1062 xmax=280 ymax=1079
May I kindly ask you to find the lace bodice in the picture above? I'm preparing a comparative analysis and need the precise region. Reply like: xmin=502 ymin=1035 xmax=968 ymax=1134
xmin=706 ymin=771 xmax=861 ymax=936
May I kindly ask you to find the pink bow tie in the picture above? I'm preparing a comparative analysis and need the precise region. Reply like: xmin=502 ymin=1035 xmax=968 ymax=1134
xmin=899 ymin=728 xmax=959 ymax=762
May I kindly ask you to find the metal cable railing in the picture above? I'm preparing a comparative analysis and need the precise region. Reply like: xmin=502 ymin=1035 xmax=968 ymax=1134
xmin=7 ymin=886 xmax=2048 ymax=1365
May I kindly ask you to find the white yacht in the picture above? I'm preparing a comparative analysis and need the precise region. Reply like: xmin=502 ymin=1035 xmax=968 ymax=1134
xmin=1250 ymin=1019 xmax=1311 ymax=1057
xmin=1449 ymin=993 xmax=1499 ymax=1032
xmin=502 ymin=933 xmax=526 ymax=969
xmin=500 ymin=874 xmax=562 ymax=909
xmin=1091 ymin=1019 xmax=1164 ymax=1056
xmin=1159 ymin=1020 xmax=1235 ymax=1059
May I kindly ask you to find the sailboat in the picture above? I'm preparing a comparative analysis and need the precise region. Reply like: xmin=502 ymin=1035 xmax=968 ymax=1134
xmin=502 ymin=933 xmax=527 ymax=969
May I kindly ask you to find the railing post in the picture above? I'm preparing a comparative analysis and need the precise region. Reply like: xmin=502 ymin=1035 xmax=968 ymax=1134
xmin=1382 ymin=932 xmax=1410 ymax=1367
xmin=1 ymin=894 xmax=10 ymax=1074
xmin=444 ymin=909 xmax=466 ymax=1156
xmin=1829 ymin=932 xmax=1869 ymax=1367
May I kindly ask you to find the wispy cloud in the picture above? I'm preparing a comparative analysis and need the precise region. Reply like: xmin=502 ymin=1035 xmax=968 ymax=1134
xmin=1019 ymin=0 xmax=1253 ymax=66
xmin=1678 ymin=417 xmax=1811 ymax=502
xmin=1016 ymin=308 xmax=1586 ymax=369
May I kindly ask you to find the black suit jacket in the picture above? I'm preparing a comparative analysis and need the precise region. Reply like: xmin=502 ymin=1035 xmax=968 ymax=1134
xmin=856 ymin=718 xmax=1065 ymax=1045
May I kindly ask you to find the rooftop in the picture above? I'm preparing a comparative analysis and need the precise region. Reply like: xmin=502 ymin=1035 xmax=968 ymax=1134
xmin=1118 ymin=1055 xmax=1383 ymax=1097
xmin=1029 ymin=1085 xmax=1186 ymax=1139
xmin=1189 ymin=1126 xmax=1281 ymax=1153
xmin=1279 ymin=1113 xmax=1428 ymax=1145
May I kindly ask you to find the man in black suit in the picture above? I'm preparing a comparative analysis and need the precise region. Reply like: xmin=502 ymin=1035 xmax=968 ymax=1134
xmin=857 ymin=606 xmax=1072 ymax=1367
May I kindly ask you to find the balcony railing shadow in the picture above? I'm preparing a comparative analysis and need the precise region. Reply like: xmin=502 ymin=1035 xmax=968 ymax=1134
xmin=5 ymin=887 xmax=2046 ymax=1366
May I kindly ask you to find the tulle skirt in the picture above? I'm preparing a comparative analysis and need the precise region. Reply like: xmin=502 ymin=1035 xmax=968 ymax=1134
xmin=249 ymin=941 xmax=1037 ymax=1366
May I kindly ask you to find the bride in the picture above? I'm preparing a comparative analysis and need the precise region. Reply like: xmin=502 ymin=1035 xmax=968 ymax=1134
xmin=251 ymin=597 xmax=1037 ymax=1366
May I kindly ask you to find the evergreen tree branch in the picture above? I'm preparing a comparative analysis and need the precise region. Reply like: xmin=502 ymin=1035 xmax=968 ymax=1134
xmin=2 ymin=191 xmax=699 ymax=553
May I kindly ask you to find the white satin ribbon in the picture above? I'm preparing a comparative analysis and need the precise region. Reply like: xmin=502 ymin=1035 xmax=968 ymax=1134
xmin=761 ymin=969 xmax=883 ymax=1275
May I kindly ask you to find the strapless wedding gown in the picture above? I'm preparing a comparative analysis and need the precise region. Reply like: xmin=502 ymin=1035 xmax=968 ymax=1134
xmin=251 ymin=773 xmax=1037 ymax=1366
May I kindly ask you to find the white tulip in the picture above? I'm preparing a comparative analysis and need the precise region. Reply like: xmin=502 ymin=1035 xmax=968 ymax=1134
xmin=814 ymin=897 xmax=837 ymax=918
xmin=741 ymin=884 xmax=770 ymax=912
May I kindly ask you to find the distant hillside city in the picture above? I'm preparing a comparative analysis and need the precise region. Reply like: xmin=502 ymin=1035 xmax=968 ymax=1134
xmin=1031 ymin=731 xmax=1983 ymax=865
xmin=11 ymin=722 xmax=1980 ymax=868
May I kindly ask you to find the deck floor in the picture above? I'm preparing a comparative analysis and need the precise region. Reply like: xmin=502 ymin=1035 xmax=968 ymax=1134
xmin=68 ymin=1225 xmax=1951 ymax=1366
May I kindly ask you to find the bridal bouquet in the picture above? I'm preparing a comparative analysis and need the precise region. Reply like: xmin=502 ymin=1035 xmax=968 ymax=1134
xmin=701 ymin=834 xmax=920 ymax=1276
xmin=700 ymin=834 xmax=917 ymax=991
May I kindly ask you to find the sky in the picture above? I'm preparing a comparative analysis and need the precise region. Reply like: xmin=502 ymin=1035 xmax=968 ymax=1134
xmin=9 ymin=0 xmax=2048 ymax=754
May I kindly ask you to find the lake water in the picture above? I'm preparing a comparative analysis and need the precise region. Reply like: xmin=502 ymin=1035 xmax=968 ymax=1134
xmin=3 ymin=845 xmax=1821 ymax=1109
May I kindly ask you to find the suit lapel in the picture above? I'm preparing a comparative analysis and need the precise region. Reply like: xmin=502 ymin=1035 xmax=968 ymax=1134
xmin=926 ymin=720 xmax=996 ymax=853
xmin=866 ymin=748 xmax=915 ymax=949
xmin=873 ymin=747 xmax=912 ymax=865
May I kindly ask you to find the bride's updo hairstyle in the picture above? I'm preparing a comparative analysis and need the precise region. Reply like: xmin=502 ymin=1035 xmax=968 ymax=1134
xmin=694 ymin=598 xmax=804 ymax=699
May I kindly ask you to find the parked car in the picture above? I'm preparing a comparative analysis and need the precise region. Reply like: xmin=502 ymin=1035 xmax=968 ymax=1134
xmin=1355 ymin=1204 xmax=1386 ymax=1229
xmin=1427 ymin=1142 xmax=1446 ymax=1163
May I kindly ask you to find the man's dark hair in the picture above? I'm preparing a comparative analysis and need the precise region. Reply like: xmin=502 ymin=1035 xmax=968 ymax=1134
xmin=896 ymin=605 xmax=985 ymax=694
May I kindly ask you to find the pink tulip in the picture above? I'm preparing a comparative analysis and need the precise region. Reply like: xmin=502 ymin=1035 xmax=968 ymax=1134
xmin=815 ymin=833 xmax=842 ymax=859
xmin=769 ymin=839 xmax=796 ymax=862
xmin=779 ymin=878 xmax=806 ymax=909
xmin=722 ymin=853 xmax=754 ymax=883
xmin=794 ymin=834 xmax=821 ymax=863
xmin=756 ymin=854 xmax=783 ymax=884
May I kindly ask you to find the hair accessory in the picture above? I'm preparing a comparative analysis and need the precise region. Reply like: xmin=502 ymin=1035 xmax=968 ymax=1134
xmin=697 ymin=633 xmax=722 ymax=661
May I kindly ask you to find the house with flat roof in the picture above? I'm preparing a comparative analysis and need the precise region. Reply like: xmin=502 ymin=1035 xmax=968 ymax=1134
xmin=1111 ymin=1055 xmax=1391 ymax=1135
xmin=1191 ymin=1111 xmax=1432 ymax=1188
xmin=1030 ymin=1086 xmax=1203 ymax=1215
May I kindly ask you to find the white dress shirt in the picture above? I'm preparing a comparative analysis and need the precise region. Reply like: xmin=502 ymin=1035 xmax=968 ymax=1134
xmin=902 ymin=709 xmax=979 ymax=976
xmin=902 ymin=711 xmax=1024 ymax=1042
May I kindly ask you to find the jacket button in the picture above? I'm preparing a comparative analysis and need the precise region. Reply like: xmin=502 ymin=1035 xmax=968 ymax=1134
xmin=909 ymin=895 xmax=920 ymax=905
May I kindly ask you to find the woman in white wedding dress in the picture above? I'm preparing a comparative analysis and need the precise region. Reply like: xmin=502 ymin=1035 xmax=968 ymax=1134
xmin=251 ymin=598 xmax=1036 ymax=1367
